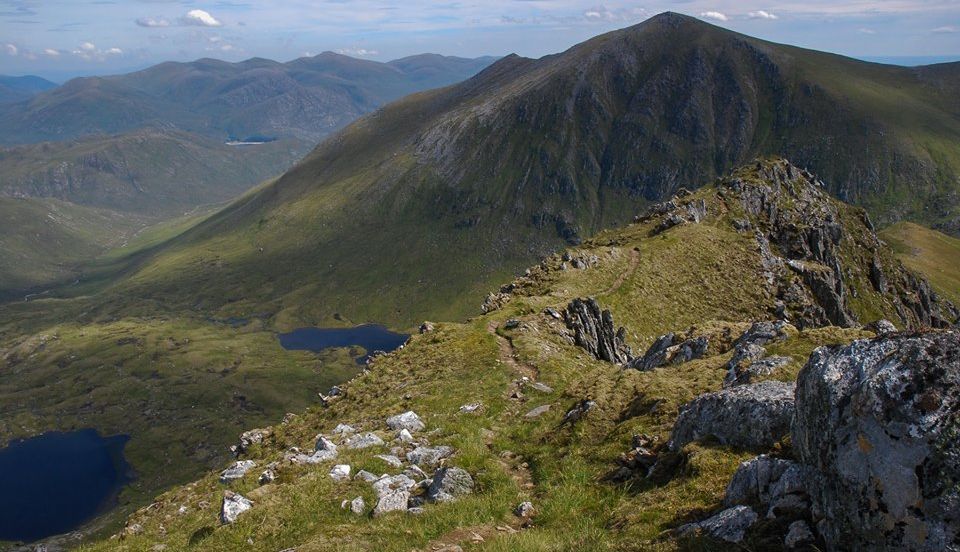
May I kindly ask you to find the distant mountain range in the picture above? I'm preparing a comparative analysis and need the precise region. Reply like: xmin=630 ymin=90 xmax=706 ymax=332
xmin=0 ymin=75 xmax=57 ymax=105
xmin=97 ymin=12 xmax=960 ymax=328
xmin=0 ymin=53 xmax=497 ymax=145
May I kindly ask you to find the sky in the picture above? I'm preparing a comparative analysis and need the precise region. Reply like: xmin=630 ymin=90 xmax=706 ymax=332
xmin=1 ymin=0 xmax=958 ymax=80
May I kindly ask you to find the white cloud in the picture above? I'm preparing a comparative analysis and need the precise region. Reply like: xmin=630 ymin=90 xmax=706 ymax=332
xmin=748 ymin=10 xmax=778 ymax=20
xmin=699 ymin=11 xmax=728 ymax=22
xmin=858 ymin=28 xmax=877 ymax=34
xmin=72 ymin=42 xmax=124 ymax=61
xmin=43 ymin=48 xmax=60 ymax=56
xmin=932 ymin=26 xmax=956 ymax=34
xmin=4 ymin=43 xmax=17 ymax=56
xmin=181 ymin=9 xmax=222 ymax=27
xmin=136 ymin=16 xmax=171 ymax=28
xmin=336 ymin=47 xmax=379 ymax=57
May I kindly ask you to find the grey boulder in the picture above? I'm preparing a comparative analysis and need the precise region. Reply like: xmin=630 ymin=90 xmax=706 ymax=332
xmin=426 ymin=467 xmax=474 ymax=502
xmin=668 ymin=381 xmax=794 ymax=452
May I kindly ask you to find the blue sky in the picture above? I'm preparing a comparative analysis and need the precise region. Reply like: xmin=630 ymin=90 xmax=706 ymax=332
xmin=1 ymin=0 xmax=958 ymax=80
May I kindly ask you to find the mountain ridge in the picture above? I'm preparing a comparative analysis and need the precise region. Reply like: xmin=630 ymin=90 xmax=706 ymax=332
xmin=83 ymin=12 xmax=960 ymax=331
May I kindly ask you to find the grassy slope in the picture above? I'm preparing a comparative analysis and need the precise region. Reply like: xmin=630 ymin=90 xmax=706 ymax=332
xmin=0 ymin=197 xmax=148 ymax=296
xmin=0 ymin=130 xmax=309 ymax=216
xmin=75 ymin=165 xmax=914 ymax=552
xmin=880 ymin=221 xmax=960 ymax=305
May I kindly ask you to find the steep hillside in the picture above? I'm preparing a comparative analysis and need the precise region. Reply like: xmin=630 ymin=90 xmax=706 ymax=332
xmin=66 ymin=159 xmax=957 ymax=551
xmin=0 ymin=129 xmax=307 ymax=215
xmin=0 ymin=53 xmax=494 ymax=145
xmin=881 ymin=221 xmax=960 ymax=304
xmin=0 ymin=197 xmax=147 ymax=296
xmin=0 ymin=75 xmax=57 ymax=104
xmin=98 ymin=12 xmax=960 ymax=330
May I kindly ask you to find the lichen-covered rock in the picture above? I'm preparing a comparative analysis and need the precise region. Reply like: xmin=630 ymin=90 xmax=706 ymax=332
xmin=233 ymin=428 xmax=271 ymax=456
xmin=426 ymin=467 xmax=474 ymax=502
xmin=724 ymin=355 xmax=792 ymax=387
xmin=863 ymin=318 xmax=897 ymax=335
xmin=668 ymin=381 xmax=794 ymax=452
xmin=328 ymin=464 xmax=351 ymax=481
xmin=678 ymin=505 xmax=758 ymax=543
xmin=220 ymin=491 xmax=252 ymax=524
xmin=563 ymin=297 xmax=631 ymax=364
xmin=733 ymin=321 xmax=790 ymax=348
xmin=315 ymin=434 xmax=337 ymax=452
xmin=345 ymin=432 xmax=385 ymax=449
xmin=406 ymin=445 xmax=454 ymax=467
xmin=219 ymin=460 xmax=257 ymax=483
xmin=373 ymin=489 xmax=410 ymax=516
xmin=724 ymin=454 xmax=794 ymax=508
xmin=793 ymin=331 xmax=960 ymax=551
xmin=386 ymin=411 xmax=425 ymax=432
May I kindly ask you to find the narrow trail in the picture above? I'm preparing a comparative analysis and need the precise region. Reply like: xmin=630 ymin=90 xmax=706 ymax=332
xmin=599 ymin=247 xmax=640 ymax=297
xmin=486 ymin=320 xmax=538 ymax=381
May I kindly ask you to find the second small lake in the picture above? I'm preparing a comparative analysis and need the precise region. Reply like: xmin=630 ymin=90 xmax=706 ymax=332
xmin=0 ymin=429 xmax=133 ymax=542
xmin=278 ymin=324 xmax=409 ymax=363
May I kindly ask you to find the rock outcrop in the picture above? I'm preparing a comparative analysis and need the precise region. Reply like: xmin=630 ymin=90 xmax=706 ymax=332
xmin=426 ymin=467 xmax=475 ymax=502
xmin=563 ymin=297 xmax=631 ymax=364
xmin=629 ymin=333 xmax=709 ymax=371
xmin=678 ymin=505 xmax=758 ymax=543
xmin=717 ymin=159 xmax=957 ymax=330
xmin=668 ymin=381 xmax=794 ymax=452
xmin=793 ymin=331 xmax=960 ymax=551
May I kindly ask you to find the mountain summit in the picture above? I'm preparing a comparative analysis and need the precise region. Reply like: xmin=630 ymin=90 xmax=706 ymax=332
xmin=105 ymin=13 xmax=960 ymax=327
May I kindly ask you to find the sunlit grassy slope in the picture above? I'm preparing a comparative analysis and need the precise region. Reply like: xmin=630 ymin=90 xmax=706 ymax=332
xmin=880 ymin=221 xmax=960 ymax=305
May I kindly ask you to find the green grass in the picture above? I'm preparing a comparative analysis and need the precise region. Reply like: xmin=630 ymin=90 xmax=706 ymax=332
xmin=880 ymin=221 xmax=960 ymax=305
xmin=67 ymin=162 xmax=914 ymax=551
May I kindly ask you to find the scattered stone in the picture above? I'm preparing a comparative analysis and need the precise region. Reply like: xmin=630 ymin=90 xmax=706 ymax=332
xmin=386 ymin=411 xmax=425 ymax=432
xmin=524 ymin=404 xmax=551 ymax=419
xmin=234 ymin=428 xmax=271 ymax=456
xmin=345 ymin=432 xmax=385 ymax=449
xmin=354 ymin=469 xmax=378 ymax=483
xmin=514 ymin=501 xmax=535 ymax=517
xmin=332 ymin=423 xmax=356 ymax=435
xmin=315 ymin=434 xmax=338 ymax=452
xmin=563 ymin=297 xmax=632 ymax=364
xmin=544 ymin=307 xmax=562 ymax=320
xmin=528 ymin=381 xmax=553 ymax=393
xmin=459 ymin=402 xmax=483 ymax=414
xmin=406 ymin=445 xmax=454 ymax=467
xmin=373 ymin=489 xmax=410 ymax=516
xmin=561 ymin=399 xmax=596 ymax=425
xmin=419 ymin=321 xmax=435 ymax=334
xmin=220 ymin=491 xmax=253 ymax=524
xmin=784 ymin=520 xmax=814 ymax=548
xmin=258 ymin=469 xmax=276 ymax=485
xmin=407 ymin=507 xmax=425 ymax=515
xmin=299 ymin=450 xmax=338 ymax=464
xmin=404 ymin=465 xmax=429 ymax=482
xmin=863 ymin=318 xmax=897 ymax=335
xmin=504 ymin=318 xmax=521 ymax=329
xmin=374 ymin=454 xmax=403 ymax=468
xmin=329 ymin=464 xmax=351 ymax=482
xmin=793 ymin=331 xmax=960 ymax=550
xmin=219 ymin=460 xmax=257 ymax=483
xmin=668 ymin=381 xmax=795 ymax=452
xmin=396 ymin=428 xmax=415 ymax=443
xmin=372 ymin=473 xmax=417 ymax=497
xmin=679 ymin=505 xmax=758 ymax=543
xmin=613 ymin=434 xmax=659 ymax=479
xmin=427 ymin=467 xmax=475 ymax=502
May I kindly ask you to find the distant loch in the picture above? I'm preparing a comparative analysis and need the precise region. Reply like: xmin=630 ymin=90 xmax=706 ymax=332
xmin=0 ymin=429 xmax=132 ymax=542
xmin=278 ymin=325 xmax=409 ymax=363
